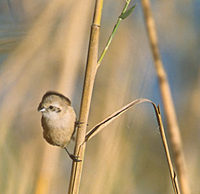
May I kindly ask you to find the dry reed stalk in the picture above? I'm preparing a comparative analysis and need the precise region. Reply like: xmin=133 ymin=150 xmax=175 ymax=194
xmin=84 ymin=98 xmax=180 ymax=193
xmin=141 ymin=0 xmax=190 ymax=193
xmin=67 ymin=1 xmax=103 ymax=193
xmin=35 ymin=1 xmax=91 ymax=193
xmin=68 ymin=1 xmax=137 ymax=193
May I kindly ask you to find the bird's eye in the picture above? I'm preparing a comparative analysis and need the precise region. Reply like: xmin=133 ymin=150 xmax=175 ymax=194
xmin=49 ymin=105 xmax=54 ymax=109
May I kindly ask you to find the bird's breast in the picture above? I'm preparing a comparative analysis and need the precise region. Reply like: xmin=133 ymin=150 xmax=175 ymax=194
xmin=41 ymin=109 xmax=76 ymax=147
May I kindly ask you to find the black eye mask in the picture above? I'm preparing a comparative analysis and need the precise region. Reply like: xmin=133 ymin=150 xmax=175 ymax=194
xmin=48 ymin=106 xmax=61 ymax=113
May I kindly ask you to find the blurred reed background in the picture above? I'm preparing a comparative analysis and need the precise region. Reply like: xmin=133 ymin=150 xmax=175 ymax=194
xmin=0 ymin=0 xmax=199 ymax=193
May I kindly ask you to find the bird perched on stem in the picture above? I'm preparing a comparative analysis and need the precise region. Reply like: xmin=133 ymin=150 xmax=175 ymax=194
xmin=38 ymin=91 xmax=80 ymax=162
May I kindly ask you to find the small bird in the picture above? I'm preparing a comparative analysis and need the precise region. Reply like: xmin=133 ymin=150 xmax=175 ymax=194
xmin=38 ymin=91 xmax=80 ymax=162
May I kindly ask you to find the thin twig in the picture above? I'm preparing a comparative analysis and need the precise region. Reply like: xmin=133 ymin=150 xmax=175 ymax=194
xmin=141 ymin=0 xmax=190 ymax=193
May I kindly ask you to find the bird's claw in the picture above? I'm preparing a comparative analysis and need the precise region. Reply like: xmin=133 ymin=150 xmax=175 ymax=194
xmin=69 ymin=154 xmax=82 ymax=162
xmin=64 ymin=147 xmax=81 ymax=162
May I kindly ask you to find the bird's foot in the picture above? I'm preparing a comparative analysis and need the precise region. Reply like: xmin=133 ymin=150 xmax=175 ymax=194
xmin=64 ymin=147 xmax=81 ymax=162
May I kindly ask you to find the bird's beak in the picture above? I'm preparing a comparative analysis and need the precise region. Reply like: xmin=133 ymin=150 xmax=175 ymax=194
xmin=39 ymin=108 xmax=46 ymax=112
xmin=38 ymin=103 xmax=46 ymax=112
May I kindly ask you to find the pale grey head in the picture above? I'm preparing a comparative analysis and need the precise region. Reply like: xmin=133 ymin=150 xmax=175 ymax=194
xmin=38 ymin=91 xmax=71 ymax=116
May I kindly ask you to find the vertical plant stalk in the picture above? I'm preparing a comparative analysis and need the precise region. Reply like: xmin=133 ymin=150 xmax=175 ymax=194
xmin=141 ymin=0 xmax=190 ymax=193
xmin=67 ymin=0 xmax=103 ymax=194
